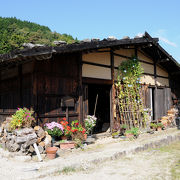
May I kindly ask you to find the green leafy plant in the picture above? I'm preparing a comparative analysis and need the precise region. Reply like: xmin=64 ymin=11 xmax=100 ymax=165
xmin=71 ymin=120 xmax=86 ymax=141
xmin=121 ymin=124 xmax=128 ymax=129
xmin=131 ymin=127 xmax=139 ymax=137
xmin=157 ymin=123 xmax=163 ymax=128
xmin=44 ymin=121 xmax=64 ymax=138
xmin=112 ymin=131 xmax=120 ymax=137
xmin=150 ymin=123 xmax=157 ymax=129
xmin=116 ymin=56 xmax=147 ymax=129
xmin=125 ymin=127 xmax=139 ymax=138
xmin=10 ymin=107 xmax=35 ymax=130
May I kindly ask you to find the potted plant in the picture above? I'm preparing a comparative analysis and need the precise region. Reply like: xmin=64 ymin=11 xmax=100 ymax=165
xmin=59 ymin=140 xmax=75 ymax=150
xmin=10 ymin=107 xmax=36 ymax=130
xmin=60 ymin=118 xmax=72 ymax=140
xmin=71 ymin=120 xmax=86 ymax=142
xmin=44 ymin=121 xmax=64 ymax=141
xmin=84 ymin=115 xmax=97 ymax=137
xmin=46 ymin=146 xmax=58 ymax=159
xmin=112 ymin=131 xmax=120 ymax=138
xmin=125 ymin=129 xmax=134 ymax=138
xmin=150 ymin=123 xmax=157 ymax=131
xmin=120 ymin=124 xmax=128 ymax=135
xmin=157 ymin=123 xmax=163 ymax=131
xmin=131 ymin=127 xmax=139 ymax=138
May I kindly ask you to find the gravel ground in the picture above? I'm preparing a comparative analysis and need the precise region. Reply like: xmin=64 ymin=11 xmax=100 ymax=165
xmin=40 ymin=141 xmax=180 ymax=180
xmin=0 ymin=128 xmax=179 ymax=180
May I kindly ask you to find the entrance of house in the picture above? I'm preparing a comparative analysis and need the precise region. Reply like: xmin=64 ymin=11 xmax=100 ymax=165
xmin=88 ymin=84 xmax=111 ymax=133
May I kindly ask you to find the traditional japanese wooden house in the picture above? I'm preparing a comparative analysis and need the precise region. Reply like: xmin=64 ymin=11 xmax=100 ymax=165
xmin=0 ymin=32 xmax=179 ymax=132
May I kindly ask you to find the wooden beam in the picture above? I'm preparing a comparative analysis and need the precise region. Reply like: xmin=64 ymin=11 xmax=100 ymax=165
xmin=82 ymin=61 xmax=111 ymax=68
xmin=82 ymin=77 xmax=112 ymax=85
xmin=113 ymin=52 xmax=154 ymax=65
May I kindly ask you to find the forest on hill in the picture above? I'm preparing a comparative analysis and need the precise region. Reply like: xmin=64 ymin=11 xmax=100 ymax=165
xmin=0 ymin=17 xmax=77 ymax=54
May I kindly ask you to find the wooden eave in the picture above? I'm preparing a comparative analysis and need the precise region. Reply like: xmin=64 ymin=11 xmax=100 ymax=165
xmin=0 ymin=32 xmax=179 ymax=76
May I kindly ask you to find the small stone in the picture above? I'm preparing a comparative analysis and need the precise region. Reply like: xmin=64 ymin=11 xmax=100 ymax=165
xmin=37 ymin=137 xmax=41 ymax=143
xmin=15 ymin=128 xmax=34 ymax=136
xmin=16 ymin=136 xmax=27 ymax=144
xmin=36 ymin=127 xmax=45 ymax=138
xmin=39 ymin=142 xmax=45 ymax=147
xmin=44 ymin=135 xmax=52 ymax=147
xmin=29 ymin=145 xmax=35 ymax=153
xmin=22 ymin=138 xmax=37 ymax=149
xmin=34 ymin=126 xmax=40 ymax=131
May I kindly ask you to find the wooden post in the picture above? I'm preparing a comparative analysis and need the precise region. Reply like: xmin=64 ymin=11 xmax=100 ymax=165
xmin=110 ymin=48 xmax=115 ymax=132
xmin=18 ymin=64 xmax=22 ymax=107
xmin=154 ymin=60 xmax=158 ymax=122
xmin=32 ymin=61 xmax=38 ymax=124
xmin=66 ymin=107 xmax=69 ymax=123
xmin=78 ymin=53 xmax=83 ymax=124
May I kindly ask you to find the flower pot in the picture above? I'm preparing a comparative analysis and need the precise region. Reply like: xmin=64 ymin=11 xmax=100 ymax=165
xmin=46 ymin=147 xmax=58 ymax=159
xmin=125 ymin=133 xmax=134 ymax=138
xmin=61 ymin=135 xmax=67 ymax=140
xmin=157 ymin=127 xmax=162 ymax=131
xmin=84 ymin=134 xmax=87 ymax=140
xmin=60 ymin=141 xmax=75 ymax=150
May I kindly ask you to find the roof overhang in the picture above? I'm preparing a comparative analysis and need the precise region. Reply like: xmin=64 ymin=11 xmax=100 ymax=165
xmin=0 ymin=32 xmax=179 ymax=75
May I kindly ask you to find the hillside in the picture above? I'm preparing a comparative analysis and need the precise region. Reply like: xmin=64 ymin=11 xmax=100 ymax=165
xmin=0 ymin=17 xmax=77 ymax=54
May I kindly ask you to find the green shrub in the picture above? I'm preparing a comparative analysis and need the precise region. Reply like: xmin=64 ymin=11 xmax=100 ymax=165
xmin=10 ymin=107 xmax=35 ymax=130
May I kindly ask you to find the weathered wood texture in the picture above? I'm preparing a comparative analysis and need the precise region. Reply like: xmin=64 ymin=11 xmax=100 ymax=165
xmin=0 ymin=63 xmax=33 ymax=123
xmin=35 ymin=53 xmax=80 ymax=125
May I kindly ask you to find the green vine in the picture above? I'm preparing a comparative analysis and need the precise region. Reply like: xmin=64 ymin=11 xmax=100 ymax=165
xmin=116 ymin=56 xmax=147 ymax=129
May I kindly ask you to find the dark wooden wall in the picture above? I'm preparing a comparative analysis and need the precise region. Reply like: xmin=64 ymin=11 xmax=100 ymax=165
xmin=0 ymin=62 xmax=33 ymax=123
xmin=34 ymin=53 xmax=81 ymax=125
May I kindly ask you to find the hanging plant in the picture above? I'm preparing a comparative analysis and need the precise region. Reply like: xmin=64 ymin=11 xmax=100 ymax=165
xmin=116 ymin=56 xmax=147 ymax=129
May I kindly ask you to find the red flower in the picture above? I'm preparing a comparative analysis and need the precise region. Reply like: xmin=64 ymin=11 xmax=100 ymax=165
xmin=82 ymin=129 xmax=86 ymax=134
xmin=63 ymin=117 xmax=66 ymax=121
xmin=75 ymin=122 xmax=79 ymax=126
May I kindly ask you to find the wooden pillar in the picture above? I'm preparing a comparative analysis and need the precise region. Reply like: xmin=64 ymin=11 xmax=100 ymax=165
xmin=135 ymin=46 xmax=138 ymax=57
xmin=154 ymin=60 xmax=158 ymax=122
xmin=18 ymin=64 xmax=22 ymax=107
xmin=110 ymin=48 xmax=115 ymax=132
xmin=78 ymin=53 xmax=83 ymax=124
xmin=32 ymin=61 xmax=38 ymax=124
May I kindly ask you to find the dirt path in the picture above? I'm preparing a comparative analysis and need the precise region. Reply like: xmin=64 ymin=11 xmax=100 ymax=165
xmin=41 ymin=141 xmax=180 ymax=180
xmin=0 ymin=128 xmax=179 ymax=180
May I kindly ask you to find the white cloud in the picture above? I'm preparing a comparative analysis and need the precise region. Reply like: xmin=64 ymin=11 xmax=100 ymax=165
xmin=159 ymin=36 xmax=177 ymax=47
xmin=155 ymin=29 xmax=177 ymax=48
xmin=136 ymin=32 xmax=144 ymax=37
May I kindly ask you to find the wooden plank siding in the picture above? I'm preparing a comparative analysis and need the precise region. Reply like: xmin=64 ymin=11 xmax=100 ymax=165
xmin=34 ymin=53 xmax=80 ymax=125
xmin=0 ymin=63 xmax=33 ymax=123
xmin=0 ymin=46 xmax=174 ymax=126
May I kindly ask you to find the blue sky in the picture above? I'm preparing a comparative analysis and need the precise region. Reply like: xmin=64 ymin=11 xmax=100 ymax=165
xmin=1 ymin=0 xmax=180 ymax=63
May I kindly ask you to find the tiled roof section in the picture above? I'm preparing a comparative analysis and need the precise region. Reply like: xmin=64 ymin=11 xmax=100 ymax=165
xmin=0 ymin=32 xmax=179 ymax=74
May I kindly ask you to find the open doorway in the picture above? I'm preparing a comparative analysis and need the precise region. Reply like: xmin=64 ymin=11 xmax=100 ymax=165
xmin=88 ymin=84 xmax=111 ymax=133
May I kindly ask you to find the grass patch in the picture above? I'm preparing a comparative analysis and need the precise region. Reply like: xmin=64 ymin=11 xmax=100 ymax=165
xmin=59 ymin=166 xmax=76 ymax=175
xmin=171 ymin=159 xmax=180 ymax=180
